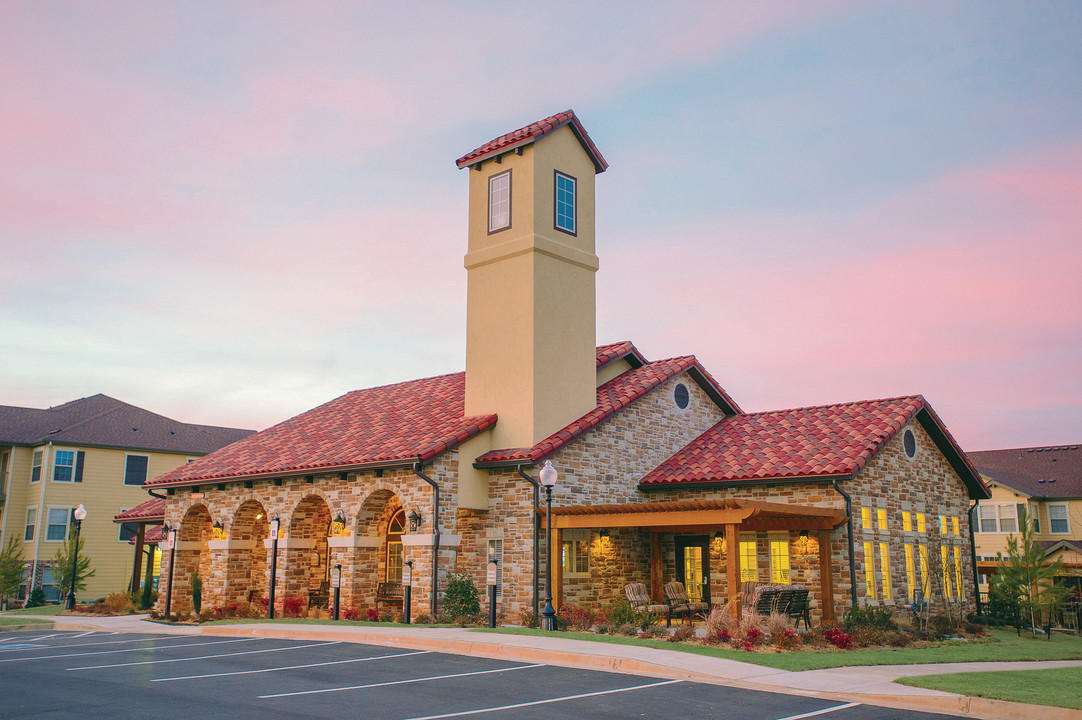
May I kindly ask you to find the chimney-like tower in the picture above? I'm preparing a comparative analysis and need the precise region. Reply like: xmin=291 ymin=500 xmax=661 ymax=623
xmin=456 ymin=110 xmax=608 ymax=452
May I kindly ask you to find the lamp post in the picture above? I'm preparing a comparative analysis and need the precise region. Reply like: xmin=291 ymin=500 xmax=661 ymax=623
xmin=539 ymin=460 xmax=558 ymax=631
xmin=268 ymin=517 xmax=280 ymax=620
xmin=402 ymin=560 xmax=413 ymax=625
xmin=331 ymin=564 xmax=341 ymax=621
xmin=64 ymin=504 xmax=87 ymax=610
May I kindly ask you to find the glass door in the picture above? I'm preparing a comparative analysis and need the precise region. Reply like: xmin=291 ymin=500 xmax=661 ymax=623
xmin=676 ymin=536 xmax=710 ymax=604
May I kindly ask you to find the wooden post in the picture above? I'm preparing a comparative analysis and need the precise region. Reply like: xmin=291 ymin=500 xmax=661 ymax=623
xmin=130 ymin=525 xmax=146 ymax=594
xmin=650 ymin=533 xmax=663 ymax=601
xmin=550 ymin=526 xmax=563 ymax=610
xmin=726 ymin=523 xmax=740 ymax=618
xmin=818 ymin=529 xmax=835 ymax=624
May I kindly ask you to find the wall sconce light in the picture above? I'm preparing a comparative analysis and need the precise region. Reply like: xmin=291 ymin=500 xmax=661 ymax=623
xmin=212 ymin=519 xmax=226 ymax=540
xmin=333 ymin=513 xmax=345 ymax=525
xmin=408 ymin=510 xmax=422 ymax=533
xmin=598 ymin=528 xmax=609 ymax=538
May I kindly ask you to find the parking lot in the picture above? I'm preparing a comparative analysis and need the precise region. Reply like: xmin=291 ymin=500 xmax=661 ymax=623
xmin=0 ymin=631 xmax=962 ymax=719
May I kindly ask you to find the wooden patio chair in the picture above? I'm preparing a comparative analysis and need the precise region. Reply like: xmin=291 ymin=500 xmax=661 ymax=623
xmin=663 ymin=581 xmax=709 ymax=621
xmin=624 ymin=582 xmax=673 ymax=627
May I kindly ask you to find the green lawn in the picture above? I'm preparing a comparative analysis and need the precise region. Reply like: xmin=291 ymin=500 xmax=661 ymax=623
xmin=0 ymin=604 xmax=64 ymax=616
xmin=898 ymin=666 xmax=1082 ymax=710
xmin=0 ymin=616 xmax=52 ymax=626
xmin=472 ymin=627 xmax=1082 ymax=671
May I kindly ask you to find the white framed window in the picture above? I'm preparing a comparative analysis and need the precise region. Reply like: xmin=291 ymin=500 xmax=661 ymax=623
xmin=978 ymin=503 xmax=1020 ymax=533
xmin=42 ymin=567 xmax=61 ymax=603
xmin=488 ymin=170 xmax=511 ymax=233
xmin=1030 ymin=503 xmax=1040 ymax=533
xmin=864 ymin=542 xmax=876 ymax=600
xmin=31 ymin=449 xmax=43 ymax=483
xmin=45 ymin=507 xmax=73 ymax=542
xmin=124 ymin=454 xmax=149 ymax=486
xmin=1049 ymin=504 xmax=1071 ymax=534
xmin=487 ymin=538 xmax=503 ymax=597
xmin=879 ymin=542 xmax=892 ymax=601
xmin=769 ymin=533 xmax=790 ymax=584
xmin=25 ymin=506 xmax=37 ymax=541
xmin=554 ymin=170 xmax=576 ymax=235
xmin=561 ymin=528 xmax=590 ymax=576
xmin=52 ymin=448 xmax=76 ymax=482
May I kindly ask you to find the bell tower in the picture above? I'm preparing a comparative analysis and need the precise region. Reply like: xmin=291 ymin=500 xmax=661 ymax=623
xmin=456 ymin=110 xmax=608 ymax=452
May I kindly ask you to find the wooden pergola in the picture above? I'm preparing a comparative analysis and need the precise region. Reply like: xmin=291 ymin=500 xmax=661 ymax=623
xmin=543 ymin=498 xmax=848 ymax=621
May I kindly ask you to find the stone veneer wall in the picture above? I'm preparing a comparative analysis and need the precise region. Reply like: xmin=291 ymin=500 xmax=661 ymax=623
xmin=157 ymin=452 xmax=462 ymax=618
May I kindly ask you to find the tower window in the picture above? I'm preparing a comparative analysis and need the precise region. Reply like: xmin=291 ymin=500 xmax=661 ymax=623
xmin=488 ymin=171 xmax=511 ymax=233
xmin=554 ymin=171 xmax=576 ymax=235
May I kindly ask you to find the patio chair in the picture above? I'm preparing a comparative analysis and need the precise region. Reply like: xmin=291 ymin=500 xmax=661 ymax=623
xmin=624 ymin=582 xmax=674 ymax=627
xmin=753 ymin=586 xmax=782 ymax=616
xmin=663 ymin=581 xmax=709 ymax=621
xmin=781 ymin=587 xmax=811 ymax=629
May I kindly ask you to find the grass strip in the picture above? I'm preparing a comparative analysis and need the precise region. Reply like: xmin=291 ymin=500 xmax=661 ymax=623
xmin=897 ymin=666 xmax=1082 ymax=710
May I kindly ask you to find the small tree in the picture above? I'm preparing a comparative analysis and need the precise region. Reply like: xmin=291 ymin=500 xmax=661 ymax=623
xmin=998 ymin=508 xmax=1066 ymax=639
xmin=191 ymin=571 xmax=203 ymax=615
xmin=51 ymin=534 xmax=95 ymax=602
xmin=0 ymin=537 xmax=26 ymax=609
xmin=442 ymin=571 xmax=480 ymax=622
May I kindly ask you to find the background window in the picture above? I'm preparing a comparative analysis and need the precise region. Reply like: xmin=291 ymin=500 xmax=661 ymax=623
xmin=769 ymin=536 xmax=790 ymax=584
xmin=31 ymin=450 xmax=42 ymax=482
xmin=877 ymin=508 xmax=888 ymax=530
xmin=879 ymin=542 xmax=892 ymax=600
xmin=864 ymin=542 xmax=876 ymax=599
xmin=25 ymin=507 xmax=37 ymax=541
xmin=902 ymin=511 xmax=912 ymax=532
xmin=46 ymin=508 xmax=71 ymax=541
xmin=488 ymin=171 xmax=511 ymax=233
xmin=860 ymin=507 xmax=872 ymax=529
xmin=53 ymin=450 xmax=75 ymax=482
xmin=739 ymin=536 xmax=757 ymax=581
xmin=125 ymin=455 xmax=149 ymax=486
xmin=554 ymin=171 xmax=576 ymax=234
xmin=1049 ymin=504 xmax=1070 ymax=534
xmin=119 ymin=522 xmax=139 ymax=542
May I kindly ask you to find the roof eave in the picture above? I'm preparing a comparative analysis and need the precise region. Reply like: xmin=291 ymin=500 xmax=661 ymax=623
xmin=638 ymin=473 xmax=850 ymax=491
xmin=148 ymin=458 xmax=419 ymax=489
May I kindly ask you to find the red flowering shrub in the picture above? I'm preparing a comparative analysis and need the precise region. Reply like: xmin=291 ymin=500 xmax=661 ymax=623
xmin=823 ymin=628 xmax=854 ymax=649
xmin=342 ymin=607 xmax=360 ymax=621
xmin=282 ymin=595 xmax=306 ymax=618
xmin=743 ymin=626 xmax=764 ymax=645
xmin=366 ymin=608 xmax=380 ymax=622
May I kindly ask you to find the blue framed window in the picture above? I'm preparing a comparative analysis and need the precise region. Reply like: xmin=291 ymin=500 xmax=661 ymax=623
xmin=554 ymin=171 xmax=576 ymax=235
xmin=488 ymin=170 xmax=511 ymax=233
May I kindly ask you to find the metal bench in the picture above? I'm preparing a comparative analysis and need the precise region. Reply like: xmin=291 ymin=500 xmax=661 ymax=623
xmin=375 ymin=581 xmax=403 ymax=613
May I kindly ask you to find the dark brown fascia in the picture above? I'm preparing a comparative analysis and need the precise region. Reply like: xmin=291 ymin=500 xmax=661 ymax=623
xmin=149 ymin=458 xmax=417 ymax=490
xmin=914 ymin=408 xmax=990 ymax=500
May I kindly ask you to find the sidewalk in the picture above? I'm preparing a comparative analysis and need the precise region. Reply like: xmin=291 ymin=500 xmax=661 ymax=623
xmin=21 ymin=613 xmax=1082 ymax=720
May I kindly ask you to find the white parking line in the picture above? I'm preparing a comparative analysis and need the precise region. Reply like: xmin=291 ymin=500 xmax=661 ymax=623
xmin=398 ymin=679 xmax=684 ymax=720
xmin=69 ymin=631 xmax=96 ymax=638
xmin=259 ymin=663 xmax=545 ymax=699
xmin=152 ymin=649 xmax=432 ymax=681
xmin=18 ymin=633 xmax=59 ymax=642
xmin=68 ymin=640 xmax=340 ymax=670
xmin=0 ymin=634 xmax=191 ymax=652
xmin=0 ymin=637 xmax=259 ymax=663
xmin=776 ymin=703 xmax=862 ymax=720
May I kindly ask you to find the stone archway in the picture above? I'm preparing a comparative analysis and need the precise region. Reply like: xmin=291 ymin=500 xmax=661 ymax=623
xmin=221 ymin=500 xmax=269 ymax=608
xmin=352 ymin=489 xmax=406 ymax=614
xmin=174 ymin=504 xmax=212 ymax=615
xmin=283 ymin=495 xmax=332 ymax=614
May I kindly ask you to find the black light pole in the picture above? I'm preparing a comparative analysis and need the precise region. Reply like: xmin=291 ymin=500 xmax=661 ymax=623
xmin=268 ymin=517 xmax=280 ymax=619
xmin=164 ymin=525 xmax=176 ymax=616
xmin=403 ymin=561 xmax=413 ymax=625
xmin=64 ymin=504 xmax=87 ymax=610
xmin=539 ymin=461 xmax=558 ymax=631
xmin=332 ymin=564 xmax=341 ymax=621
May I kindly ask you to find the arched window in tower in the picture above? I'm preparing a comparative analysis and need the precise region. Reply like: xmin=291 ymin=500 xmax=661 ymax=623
xmin=386 ymin=509 xmax=405 ymax=582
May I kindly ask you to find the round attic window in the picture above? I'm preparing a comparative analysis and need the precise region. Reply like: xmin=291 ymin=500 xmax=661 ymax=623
xmin=903 ymin=429 xmax=917 ymax=459
xmin=674 ymin=383 xmax=690 ymax=409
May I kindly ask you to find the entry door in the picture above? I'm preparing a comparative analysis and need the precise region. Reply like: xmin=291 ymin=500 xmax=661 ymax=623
xmin=676 ymin=536 xmax=711 ymax=604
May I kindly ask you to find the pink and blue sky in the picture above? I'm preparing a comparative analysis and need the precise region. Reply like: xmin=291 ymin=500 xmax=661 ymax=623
xmin=2 ymin=1 xmax=1079 ymax=451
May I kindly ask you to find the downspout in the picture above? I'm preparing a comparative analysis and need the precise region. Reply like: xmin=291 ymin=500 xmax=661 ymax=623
xmin=516 ymin=465 xmax=540 ymax=619
xmin=147 ymin=488 xmax=167 ymax=499
xmin=412 ymin=460 xmax=439 ymax=617
xmin=968 ymin=502 xmax=982 ymax=616
xmin=832 ymin=477 xmax=859 ymax=608
xmin=30 ymin=442 xmax=53 ymax=595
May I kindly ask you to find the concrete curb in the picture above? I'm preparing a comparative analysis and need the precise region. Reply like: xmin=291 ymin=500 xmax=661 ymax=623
xmin=0 ymin=621 xmax=55 ymax=632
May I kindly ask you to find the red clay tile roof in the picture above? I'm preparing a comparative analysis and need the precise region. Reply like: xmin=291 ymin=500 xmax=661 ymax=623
xmin=0 ymin=394 xmax=253 ymax=453
xmin=114 ymin=497 xmax=165 ymax=522
xmin=969 ymin=444 xmax=1082 ymax=499
xmin=126 ymin=524 xmax=164 ymax=544
xmin=475 ymin=356 xmax=740 ymax=466
xmin=595 ymin=341 xmax=646 ymax=370
xmin=147 ymin=373 xmax=498 ymax=487
xmin=639 ymin=395 xmax=988 ymax=499
xmin=455 ymin=110 xmax=608 ymax=173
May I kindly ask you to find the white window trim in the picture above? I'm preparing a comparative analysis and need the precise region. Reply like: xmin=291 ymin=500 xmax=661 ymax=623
xmin=562 ymin=528 xmax=590 ymax=578
xmin=25 ymin=505 xmax=38 ymax=542
xmin=487 ymin=170 xmax=511 ymax=234
xmin=44 ymin=505 xmax=74 ymax=543
xmin=1048 ymin=503 xmax=1071 ymax=534
xmin=30 ymin=449 xmax=43 ymax=483
xmin=768 ymin=532 xmax=790 ymax=585
xmin=50 ymin=447 xmax=78 ymax=483
xmin=977 ymin=502 xmax=1022 ymax=534
xmin=124 ymin=453 xmax=150 ymax=486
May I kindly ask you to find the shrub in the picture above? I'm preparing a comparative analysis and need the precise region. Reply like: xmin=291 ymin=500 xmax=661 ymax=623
xmin=963 ymin=621 xmax=985 ymax=636
xmin=414 ymin=613 xmax=432 ymax=624
xmin=928 ymin=614 xmax=956 ymax=638
xmin=104 ymin=592 xmax=135 ymax=614
xmin=668 ymin=624 xmax=695 ymax=642
xmin=743 ymin=626 xmax=764 ymax=645
xmin=281 ymin=595 xmax=305 ymax=618
xmin=607 ymin=599 xmax=658 ymax=630
xmin=705 ymin=606 xmax=736 ymax=637
xmin=737 ymin=612 xmax=764 ymax=640
xmin=617 ymin=622 xmax=639 ymax=637
xmin=190 ymin=572 xmax=203 ymax=615
xmin=139 ymin=583 xmax=157 ymax=611
xmin=764 ymin=612 xmax=792 ymax=636
xmin=596 ymin=622 xmax=615 ymax=635
xmin=26 ymin=588 xmax=46 ymax=608
xmin=366 ymin=608 xmax=380 ymax=622
xmin=823 ymin=628 xmax=853 ymax=649
xmin=559 ymin=603 xmax=605 ymax=631
xmin=341 ymin=607 xmax=360 ymax=621
xmin=702 ymin=629 xmax=731 ymax=646
xmin=519 ymin=609 xmax=539 ymax=629
xmin=638 ymin=624 xmax=667 ymax=639
xmin=843 ymin=606 xmax=897 ymax=630
xmin=443 ymin=572 xmax=481 ymax=622
xmin=771 ymin=628 xmax=800 ymax=650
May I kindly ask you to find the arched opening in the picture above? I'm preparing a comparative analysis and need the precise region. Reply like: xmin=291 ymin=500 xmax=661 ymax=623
xmin=228 ymin=500 xmax=269 ymax=607
xmin=174 ymin=504 xmax=211 ymax=615
xmin=286 ymin=495 xmax=332 ymax=613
